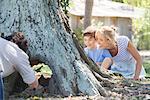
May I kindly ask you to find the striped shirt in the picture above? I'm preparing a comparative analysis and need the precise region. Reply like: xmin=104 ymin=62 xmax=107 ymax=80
xmin=111 ymin=36 xmax=146 ymax=78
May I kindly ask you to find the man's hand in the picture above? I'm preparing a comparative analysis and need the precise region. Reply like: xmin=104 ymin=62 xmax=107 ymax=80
xmin=29 ymin=78 xmax=39 ymax=89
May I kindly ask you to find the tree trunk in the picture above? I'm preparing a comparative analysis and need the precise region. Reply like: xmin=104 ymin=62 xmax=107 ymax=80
xmin=84 ymin=0 xmax=94 ymax=29
xmin=0 ymin=0 xmax=108 ymax=97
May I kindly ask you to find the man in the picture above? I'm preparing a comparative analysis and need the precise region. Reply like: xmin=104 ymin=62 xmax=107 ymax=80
xmin=0 ymin=32 xmax=39 ymax=98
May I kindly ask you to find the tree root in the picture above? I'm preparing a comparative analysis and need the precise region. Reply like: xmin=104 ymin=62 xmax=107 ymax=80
xmin=72 ymin=34 xmax=112 ymax=79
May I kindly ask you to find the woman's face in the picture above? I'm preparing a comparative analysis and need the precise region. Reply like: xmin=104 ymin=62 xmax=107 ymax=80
xmin=95 ymin=33 xmax=112 ymax=49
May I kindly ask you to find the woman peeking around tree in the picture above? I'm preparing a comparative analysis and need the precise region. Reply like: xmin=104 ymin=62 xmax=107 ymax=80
xmin=95 ymin=26 xmax=146 ymax=80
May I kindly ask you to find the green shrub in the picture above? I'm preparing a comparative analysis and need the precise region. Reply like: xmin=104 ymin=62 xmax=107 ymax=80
xmin=136 ymin=32 xmax=150 ymax=50
xmin=143 ymin=60 xmax=150 ymax=78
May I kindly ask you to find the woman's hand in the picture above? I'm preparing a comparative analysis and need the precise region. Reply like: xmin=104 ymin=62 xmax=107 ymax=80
xmin=133 ymin=75 xmax=140 ymax=80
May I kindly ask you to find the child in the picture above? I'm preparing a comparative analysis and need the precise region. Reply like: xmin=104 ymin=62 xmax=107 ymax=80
xmin=83 ymin=26 xmax=112 ymax=70
xmin=95 ymin=26 xmax=146 ymax=80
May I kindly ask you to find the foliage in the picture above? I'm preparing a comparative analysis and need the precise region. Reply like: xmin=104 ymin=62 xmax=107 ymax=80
xmin=112 ymin=0 xmax=150 ymax=32
xmin=73 ymin=28 xmax=84 ymax=46
xmin=135 ymin=32 xmax=150 ymax=50
xmin=143 ymin=60 xmax=150 ymax=78
xmin=132 ymin=8 xmax=150 ymax=35
xmin=60 ymin=0 xmax=70 ymax=14
xmin=115 ymin=0 xmax=150 ymax=50
xmin=133 ymin=8 xmax=150 ymax=50
xmin=122 ymin=0 xmax=150 ymax=8
xmin=32 ymin=63 xmax=52 ymax=79
xmin=113 ymin=0 xmax=150 ymax=7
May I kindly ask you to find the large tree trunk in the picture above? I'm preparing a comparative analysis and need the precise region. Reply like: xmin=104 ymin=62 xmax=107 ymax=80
xmin=0 ymin=0 xmax=109 ymax=97
xmin=84 ymin=0 xmax=93 ymax=29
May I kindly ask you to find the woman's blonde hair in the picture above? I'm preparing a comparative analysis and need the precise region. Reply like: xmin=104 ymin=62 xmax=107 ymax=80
xmin=96 ymin=26 xmax=117 ymax=41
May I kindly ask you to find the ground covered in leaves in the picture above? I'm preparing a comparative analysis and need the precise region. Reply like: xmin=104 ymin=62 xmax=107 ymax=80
xmin=9 ymin=58 xmax=150 ymax=100
xmin=9 ymin=77 xmax=150 ymax=100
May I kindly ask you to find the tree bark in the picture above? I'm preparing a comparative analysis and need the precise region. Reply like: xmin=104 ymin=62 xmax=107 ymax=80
xmin=0 ymin=0 xmax=108 ymax=97
xmin=84 ymin=0 xmax=94 ymax=29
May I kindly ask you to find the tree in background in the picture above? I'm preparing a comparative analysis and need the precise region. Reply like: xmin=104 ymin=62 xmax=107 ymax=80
xmin=84 ymin=0 xmax=94 ymax=29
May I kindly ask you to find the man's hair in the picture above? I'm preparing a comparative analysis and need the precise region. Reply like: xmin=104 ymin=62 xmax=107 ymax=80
xmin=83 ymin=26 xmax=96 ymax=38
xmin=4 ymin=32 xmax=28 ymax=52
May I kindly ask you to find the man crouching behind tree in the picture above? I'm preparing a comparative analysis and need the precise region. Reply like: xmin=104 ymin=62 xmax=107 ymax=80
xmin=0 ymin=32 xmax=39 ymax=99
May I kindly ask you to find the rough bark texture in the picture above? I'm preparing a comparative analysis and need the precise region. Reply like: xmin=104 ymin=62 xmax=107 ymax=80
xmin=0 ymin=0 xmax=107 ymax=96
xmin=84 ymin=0 xmax=93 ymax=29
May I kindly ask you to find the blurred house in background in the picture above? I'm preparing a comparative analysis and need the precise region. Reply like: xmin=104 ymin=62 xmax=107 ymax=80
xmin=68 ymin=0 xmax=144 ymax=39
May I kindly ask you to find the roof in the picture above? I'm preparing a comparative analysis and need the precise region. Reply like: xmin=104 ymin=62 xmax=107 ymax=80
xmin=69 ymin=0 xmax=145 ymax=18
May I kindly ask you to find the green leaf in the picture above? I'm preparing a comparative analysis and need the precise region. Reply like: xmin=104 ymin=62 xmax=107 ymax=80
xmin=32 ymin=64 xmax=43 ymax=72
xmin=32 ymin=63 xmax=53 ymax=78
xmin=40 ymin=64 xmax=52 ymax=79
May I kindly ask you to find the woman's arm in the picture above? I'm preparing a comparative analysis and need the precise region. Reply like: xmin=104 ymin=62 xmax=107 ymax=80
xmin=127 ymin=41 xmax=142 ymax=80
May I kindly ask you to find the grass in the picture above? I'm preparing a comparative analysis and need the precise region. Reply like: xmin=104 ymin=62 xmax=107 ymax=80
xmin=143 ymin=60 xmax=150 ymax=78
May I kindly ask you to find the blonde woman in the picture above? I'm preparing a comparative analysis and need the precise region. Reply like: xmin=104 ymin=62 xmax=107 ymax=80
xmin=95 ymin=26 xmax=146 ymax=80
